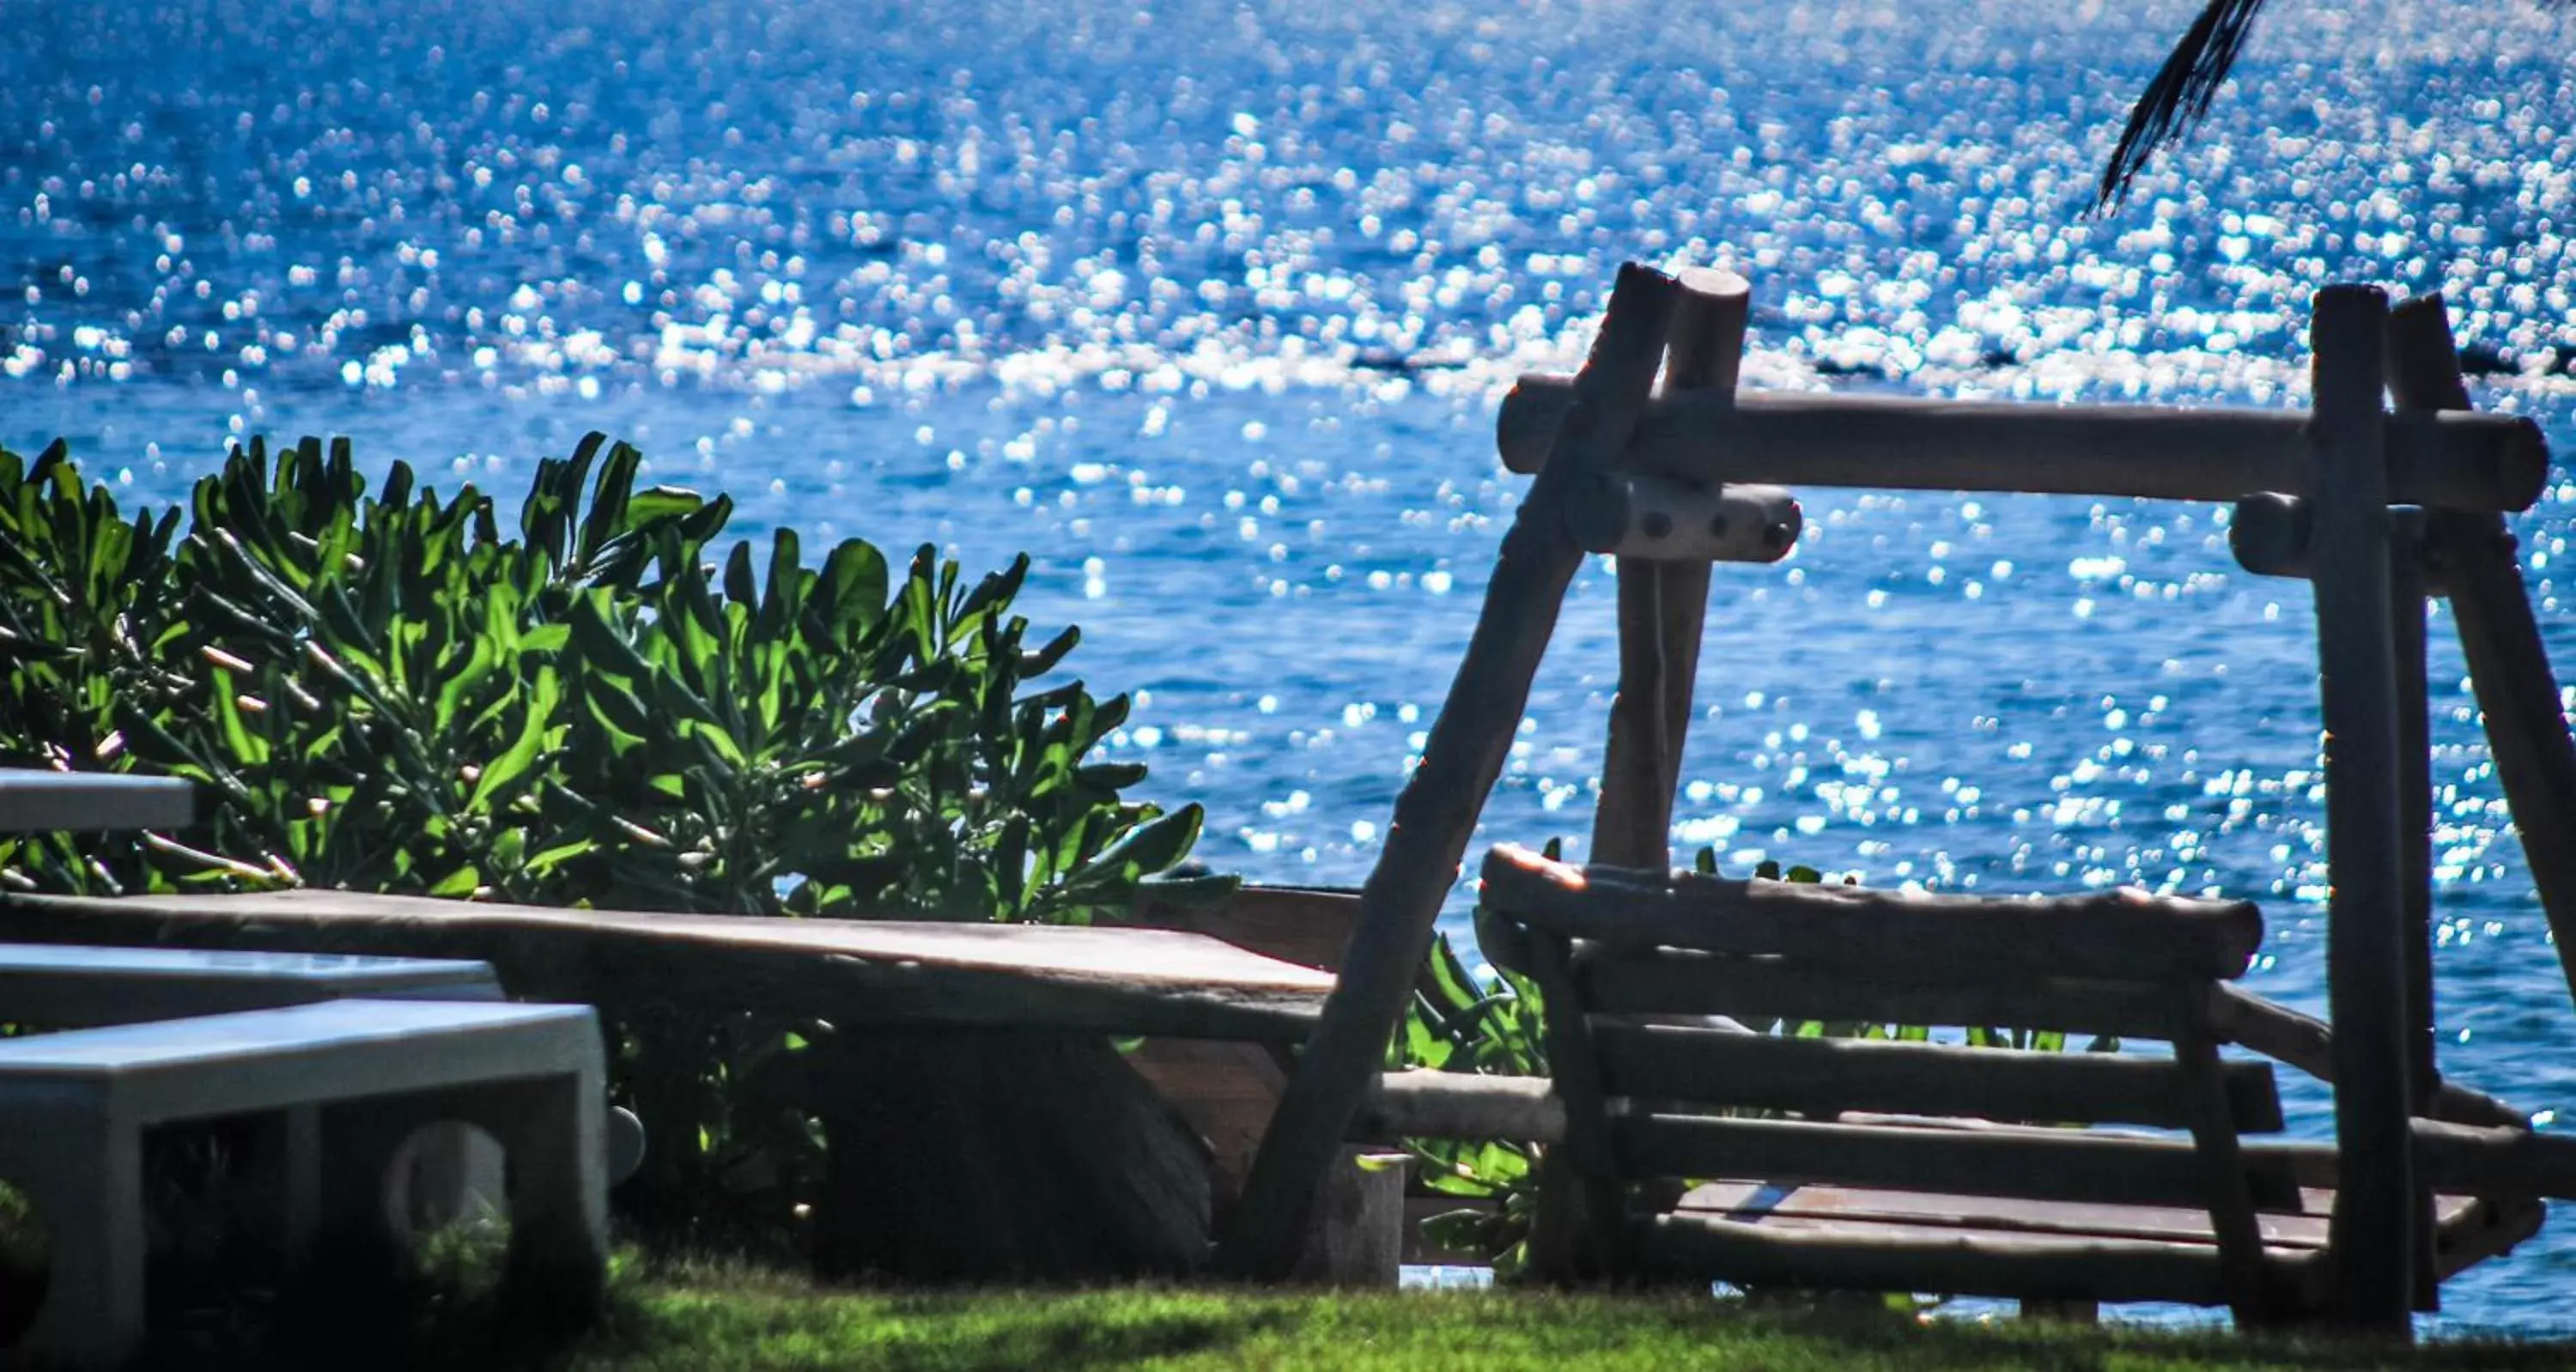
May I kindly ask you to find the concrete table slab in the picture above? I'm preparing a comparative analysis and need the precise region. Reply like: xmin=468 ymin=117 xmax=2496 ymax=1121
xmin=0 ymin=943 xmax=502 ymax=1027
xmin=0 ymin=768 xmax=199 ymax=835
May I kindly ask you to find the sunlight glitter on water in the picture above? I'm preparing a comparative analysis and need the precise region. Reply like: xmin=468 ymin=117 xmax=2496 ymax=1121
xmin=7 ymin=0 xmax=2576 ymax=1329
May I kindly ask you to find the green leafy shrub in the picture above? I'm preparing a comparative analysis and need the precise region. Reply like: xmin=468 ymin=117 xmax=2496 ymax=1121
xmin=0 ymin=433 xmax=1208 ymax=1248
xmin=1394 ymin=930 xmax=1546 ymax=1275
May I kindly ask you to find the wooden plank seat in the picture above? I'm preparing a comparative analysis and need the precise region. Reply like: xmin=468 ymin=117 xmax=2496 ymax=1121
xmin=0 ymin=998 xmax=606 ymax=1369
xmin=0 ymin=889 xmax=1340 ymax=1041
xmin=1477 ymin=844 xmax=2543 ymax=1322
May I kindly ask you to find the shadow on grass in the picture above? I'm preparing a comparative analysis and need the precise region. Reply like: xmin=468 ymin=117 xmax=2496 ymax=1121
xmin=579 ymin=1265 xmax=1299 ymax=1372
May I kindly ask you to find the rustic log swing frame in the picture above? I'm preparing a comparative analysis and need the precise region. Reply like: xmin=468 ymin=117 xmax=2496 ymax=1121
xmin=1218 ymin=263 xmax=2576 ymax=1337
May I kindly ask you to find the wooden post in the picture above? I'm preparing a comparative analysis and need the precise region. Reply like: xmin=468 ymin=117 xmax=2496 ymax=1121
xmin=2386 ymin=507 xmax=2442 ymax=1314
xmin=2171 ymin=987 xmax=2272 ymax=1326
xmin=2307 ymin=283 xmax=2417 ymax=1338
xmin=1524 ymin=930 xmax=1635 ymax=1277
xmin=1212 ymin=264 xmax=1685 ymax=1278
xmin=1592 ymin=267 xmax=1751 ymax=873
xmin=2387 ymin=295 xmax=2576 ymax=1011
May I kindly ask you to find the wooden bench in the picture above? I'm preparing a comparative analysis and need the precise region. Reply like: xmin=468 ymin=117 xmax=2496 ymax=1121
xmin=1478 ymin=844 xmax=2543 ymax=1322
xmin=0 ymin=998 xmax=605 ymax=1369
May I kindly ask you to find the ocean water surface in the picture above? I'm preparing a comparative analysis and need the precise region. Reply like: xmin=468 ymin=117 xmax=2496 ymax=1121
xmin=6 ymin=0 xmax=2576 ymax=1331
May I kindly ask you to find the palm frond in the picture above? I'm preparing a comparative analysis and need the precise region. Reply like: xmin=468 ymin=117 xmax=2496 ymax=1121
xmin=2095 ymin=0 xmax=2275 ymax=210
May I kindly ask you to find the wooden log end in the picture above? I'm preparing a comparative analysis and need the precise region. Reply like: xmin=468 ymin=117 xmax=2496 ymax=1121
xmin=1607 ymin=479 xmax=1801 ymax=565
xmin=1496 ymin=373 xmax=1575 ymax=477
xmin=2229 ymin=493 xmax=2311 ymax=580
xmin=1481 ymin=843 xmax=1625 ymax=901
xmin=1674 ymin=266 xmax=1752 ymax=302
xmin=2488 ymin=414 xmax=2551 ymax=513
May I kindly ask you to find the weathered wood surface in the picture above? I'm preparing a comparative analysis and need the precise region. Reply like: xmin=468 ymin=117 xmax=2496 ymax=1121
xmin=1614 ymin=1112 xmax=2307 ymax=1212
xmin=0 ymin=889 xmax=1336 ymax=1041
xmin=2227 ymin=491 xmax=2456 ymax=592
xmin=0 ymin=768 xmax=200 ymax=835
xmin=1528 ymin=929 xmax=1634 ymax=1275
xmin=1288 ymin=1150 xmax=1412 ymax=1286
xmin=2409 ymin=1120 xmax=2576 ymax=1200
xmin=1217 ymin=264 xmax=1686 ymax=1278
xmin=1482 ymin=845 xmax=2264 ymax=982
xmin=1125 ymin=1038 xmax=1291 ymax=1206
xmin=2306 ymin=283 xmax=2418 ymax=1335
xmin=2172 ymin=993 xmax=2275 ymax=1322
xmin=1574 ymin=945 xmax=2191 ymax=1041
xmin=2389 ymin=296 xmax=2576 ymax=1008
xmin=1639 ymin=273 xmax=1751 ymax=857
xmin=1497 ymin=380 xmax=2549 ymax=512
xmin=1130 ymin=883 xmax=1363 ymax=974
xmin=1675 ymin=1179 xmax=2534 ymax=1275
xmin=2386 ymin=503 xmax=2445 ymax=1313
xmin=1679 ymin=1181 xmax=2330 ymax=1249
xmin=1637 ymin=1208 xmax=2327 ymax=1309
xmin=811 ymin=1029 xmax=1211 ymax=1282
xmin=1589 ymin=1020 xmax=2284 ymax=1132
xmin=1347 ymin=1069 xmax=1564 ymax=1143
xmin=1592 ymin=267 xmax=1748 ymax=877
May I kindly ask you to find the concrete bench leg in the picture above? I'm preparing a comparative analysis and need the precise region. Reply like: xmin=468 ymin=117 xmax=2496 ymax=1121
xmin=2 ymin=1098 xmax=147 ymax=1369
xmin=480 ymin=1074 xmax=608 ymax=1314
xmin=312 ymin=1071 xmax=605 ymax=1318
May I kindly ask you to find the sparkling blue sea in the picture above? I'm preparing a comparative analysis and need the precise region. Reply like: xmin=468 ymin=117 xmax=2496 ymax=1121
xmin=6 ymin=0 xmax=2575 ymax=1331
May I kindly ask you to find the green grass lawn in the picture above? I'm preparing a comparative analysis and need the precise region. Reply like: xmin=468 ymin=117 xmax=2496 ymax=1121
xmin=381 ymin=1259 xmax=2573 ymax=1372
xmin=13 ymin=1233 xmax=2573 ymax=1369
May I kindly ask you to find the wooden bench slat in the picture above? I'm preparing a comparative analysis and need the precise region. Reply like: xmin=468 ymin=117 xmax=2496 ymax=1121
xmin=1483 ymin=845 xmax=2263 ymax=982
xmin=1635 ymin=1209 xmax=2328 ymax=1308
xmin=1614 ymin=1113 xmax=2308 ymax=1212
xmin=1672 ymin=1181 xmax=2535 ymax=1278
xmin=1679 ymin=1179 xmax=2333 ymax=1249
xmin=1572 ymin=947 xmax=2190 ymax=1040
xmin=1593 ymin=1022 xmax=2285 ymax=1134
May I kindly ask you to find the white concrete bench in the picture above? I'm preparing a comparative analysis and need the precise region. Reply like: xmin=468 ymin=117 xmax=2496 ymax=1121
xmin=0 ymin=999 xmax=605 ymax=1369
xmin=0 ymin=769 xmax=197 ymax=835
xmin=0 ymin=944 xmax=503 ymax=1027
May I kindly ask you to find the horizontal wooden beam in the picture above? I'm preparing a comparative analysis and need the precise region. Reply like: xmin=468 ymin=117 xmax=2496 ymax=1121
xmin=1616 ymin=1112 xmax=2308 ymax=1212
xmin=1592 ymin=1021 xmax=2284 ymax=1133
xmin=1481 ymin=845 xmax=2264 ymax=983
xmin=2413 ymin=1121 xmax=2576 ymax=1200
xmin=2230 ymin=495 xmax=2446 ymax=592
xmin=1496 ymin=381 xmax=2549 ymax=513
xmin=1572 ymin=945 xmax=2191 ymax=1041
xmin=1348 ymin=1070 xmax=1564 ymax=1143
xmin=2206 ymin=985 xmax=2528 ymax=1130
xmin=0 ymin=889 xmax=1334 ymax=1041
xmin=2236 ymin=1119 xmax=2576 ymax=1203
